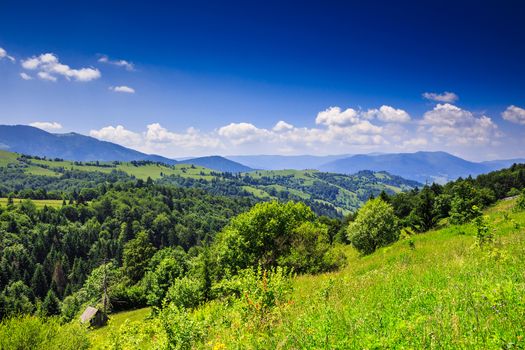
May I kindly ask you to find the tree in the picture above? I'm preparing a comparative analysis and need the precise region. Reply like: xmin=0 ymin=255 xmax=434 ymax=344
xmin=277 ymin=221 xmax=345 ymax=274
xmin=214 ymin=201 xmax=317 ymax=274
xmin=347 ymin=198 xmax=399 ymax=254
xmin=449 ymin=182 xmax=482 ymax=224
xmin=123 ymin=231 xmax=156 ymax=283
xmin=31 ymin=264 xmax=48 ymax=299
xmin=41 ymin=289 xmax=61 ymax=316
xmin=409 ymin=186 xmax=438 ymax=232
xmin=1 ymin=281 xmax=34 ymax=315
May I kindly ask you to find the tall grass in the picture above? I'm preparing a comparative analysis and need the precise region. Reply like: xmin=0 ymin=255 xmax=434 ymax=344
xmin=95 ymin=198 xmax=525 ymax=348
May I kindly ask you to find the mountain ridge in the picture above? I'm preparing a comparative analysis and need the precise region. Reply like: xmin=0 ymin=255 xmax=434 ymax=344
xmin=0 ymin=125 xmax=251 ymax=173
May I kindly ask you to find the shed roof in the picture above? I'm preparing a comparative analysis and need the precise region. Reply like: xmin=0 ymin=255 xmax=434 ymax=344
xmin=80 ymin=306 xmax=99 ymax=323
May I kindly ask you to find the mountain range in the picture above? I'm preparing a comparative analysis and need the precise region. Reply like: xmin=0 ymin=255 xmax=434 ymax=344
xmin=1 ymin=125 xmax=524 ymax=182
xmin=0 ymin=125 xmax=251 ymax=173
xmin=229 ymin=152 xmax=525 ymax=183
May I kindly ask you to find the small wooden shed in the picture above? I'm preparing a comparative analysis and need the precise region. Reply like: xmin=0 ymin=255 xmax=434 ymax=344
xmin=80 ymin=306 xmax=108 ymax=327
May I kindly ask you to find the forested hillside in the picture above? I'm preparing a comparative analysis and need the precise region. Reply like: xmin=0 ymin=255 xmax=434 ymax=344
xmin=0 ymin=150 xmax=420 ymax=216
xmin=0 ymin=160 xmax=524 ymax=349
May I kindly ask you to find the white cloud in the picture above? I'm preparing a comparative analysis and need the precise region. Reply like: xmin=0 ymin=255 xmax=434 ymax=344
xmin=86 ymin=103 xmax=512 ymax=158
xmin=38 ymin=71 xmax=57 ymax=82
xmin=218 ymin=122 xmax=272 ymax=145
xmin=21 ymin=53 xmax=101 ymax=82
xmin=29 ymin=122 xmax=63 ymax=132
xmin=90 ymin=123 xmax=221 ymax=155
xmin=420 ymin=103 xmax=499 ymax=145
xmin=109 ymin=85 xmax=135 ymax=94
xmin=20 ymin=72 xmax=33 ymax=80
xmin=273 ymin=120 xmax=294 ymax=132
xmin=502 ymin=105 xmax=525 ymax=125
xmin=98 ymin=55 xmax=135 ymax=71
xmin=422 ymin=91 xmax=459 ymax=103
xmin=89 ymin=125 xmax=142 ymax=147
xmin=315 ymin=106 xmax=359 ymax=126
xmin=402 ymin=137 xmax=428 ymax=147
xmin=364 ymin=105 xmax=411 ymax=123
xmin=0 ymin=47 xmax=15 ymax=62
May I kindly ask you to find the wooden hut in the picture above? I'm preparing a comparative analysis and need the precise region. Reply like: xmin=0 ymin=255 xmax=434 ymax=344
xmin=80 ymin=306 xmax=108 ymax=327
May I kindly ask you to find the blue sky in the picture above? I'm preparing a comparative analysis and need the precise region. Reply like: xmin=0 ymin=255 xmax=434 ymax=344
xmin=1 ymin=0 xmax=524 ymax=160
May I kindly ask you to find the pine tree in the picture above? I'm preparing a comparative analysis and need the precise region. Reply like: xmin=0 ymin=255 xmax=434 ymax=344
xmin=41 ymin=289 xmax=61 ymax=316
xmin=31 ymin=264 xmax=48 ymax=299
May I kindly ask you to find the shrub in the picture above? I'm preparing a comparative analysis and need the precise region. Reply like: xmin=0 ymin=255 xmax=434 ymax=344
xmin=277 ymin=221 xmax=346 ymax=274
xmin=347 ymin=198 xmax=399 ymax=254
xmin=0 ymin=315 xmax=90 ymax=350
xmin=213 ymin=201 xmax=341 ymax=275
xmin=163 ymin=277 xmax=203 ymax=310
xmin=449 ymin=182 xmax=484 ymax=224
xmin=515 ymin=189 xmax=525 ymax=212
xmin=235 ymin=267 xmax=293 ymax=329
xmin=473 ymin=208 xmax=493 ymax=247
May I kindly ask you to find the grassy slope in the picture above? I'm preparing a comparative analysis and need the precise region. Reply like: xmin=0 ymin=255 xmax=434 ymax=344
xmin=0 ymin=151 xmax=416 ymax=214
xmin=89 ymin=308 xmax=151 ymax=347
xmin=92 ymin=198 xmax=525 ymax=349
xmin=0 ymin=198 xmax=63 ymax=208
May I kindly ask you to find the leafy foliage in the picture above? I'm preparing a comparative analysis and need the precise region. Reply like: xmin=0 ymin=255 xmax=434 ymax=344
xmin=347 ymin=198 xmax=399 ymax=254
xmin=213 ymin=201 xmax=345 ymax=275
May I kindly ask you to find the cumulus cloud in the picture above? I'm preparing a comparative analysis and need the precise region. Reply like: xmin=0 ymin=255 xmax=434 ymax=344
xmin=87 ymin=103 xmax=510 ymax=158
xmin=109 ymin=85 xmax=135 ymax=94
xmin=20 ymin=72 xmax=33 ymax=80
xmin=21 ymin=53 xmax=101 ymax=82
xmin=29 ymin=122 xmax=63 ymax=132
xmin=420 ymin=103 xmax=499 ymax=145
xmin=38 ymin=71 xmax=57 ymax=82
xmin=218 ymin=122 xmax=272 ymax=145
xmin=98 ymin=55 xmax=135 ymax=71
xmin=422 ymin=91 xmax=459 ymax=103
xmin=0 ymin=47 xmax=15 ymax=62
xmin=89 ymin=125 xmax=142 ymax=147
xmin=90 ymin=123 xmax=221 ymax=155
xmin=315 ymin=107 xmax=360 ymax=126
xmin=364 ymin=105 xmax=411 ymax=123
xmin=502 ymin=105 xmax=525 ymax=125
xmin=273 ymin=120 xmax=294 ymax=132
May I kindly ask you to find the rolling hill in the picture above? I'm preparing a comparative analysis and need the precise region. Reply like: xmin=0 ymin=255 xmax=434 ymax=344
xmin=0 ymin=125 xmax=251 ymax=173
xmin=181 ymin=155 xmax=252 ymax=173
xmin=0 ymin=150 xmax=420 ymax=216
xmin=89 ymin=197 xmax=525 ymax=349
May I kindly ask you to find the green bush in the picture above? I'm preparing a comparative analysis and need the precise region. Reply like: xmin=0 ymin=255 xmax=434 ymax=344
xmin=213 ymin=201 xmax=343 ymax=275
xmin=277 ymin=221 xmax=346 ymax=273
xmin=163 ymin=277 xmax=203 ymax=310
xmin=515 ymin=189 xmax=525 ymax=211
xmin=347 ymin=198 xmax=399 ymax=254
xmin=0 ymin=315 xmax=90 ymax=350
xmin=449 ymin=182 xmax=484 ymax=224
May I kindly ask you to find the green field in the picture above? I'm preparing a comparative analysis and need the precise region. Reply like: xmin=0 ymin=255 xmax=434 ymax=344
xmin=0 ymin=151 xmax=216 ymax=180
xmin=91 ymin=198 xmax=525 ymax=349
xmin=0 ymin=150 xmax=418 ymax=215
xmin=0 ymin=198 xmax=64 ymax=208
xmin=89 ymin=308 xmax=152 ymax=348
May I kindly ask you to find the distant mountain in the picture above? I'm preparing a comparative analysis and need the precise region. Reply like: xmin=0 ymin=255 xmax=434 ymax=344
xmin=0 ymin=125 xmax=177 ymax=164
xmin=318 ymin=151 xmax=495 ymax=183
xmin=0 ymin=125 xmax=252 ymax=172
xmin=179 ymin=156 xmax=252 ymax=173
xmin=481 ymin=159 xmax=525 ymax=170
xmin=226 ymin=154 xmax=351 ymax=170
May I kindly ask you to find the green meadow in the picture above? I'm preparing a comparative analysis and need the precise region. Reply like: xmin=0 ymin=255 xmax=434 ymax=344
xmin=88 ymin=198 xmax=525 ymax=349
